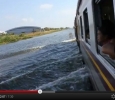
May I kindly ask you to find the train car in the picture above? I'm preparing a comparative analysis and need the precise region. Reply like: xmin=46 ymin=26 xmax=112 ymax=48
xmin=74 ymin=0 xmax=115 ymax=91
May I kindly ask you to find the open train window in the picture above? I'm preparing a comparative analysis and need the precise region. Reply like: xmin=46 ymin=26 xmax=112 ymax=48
xmin=94 ymin=0 xmax=115 ymax=66
xmin=80 ymin=16 xmax=83 ymax=38
xmin=83 ymin=9 xmax=90 ymax=45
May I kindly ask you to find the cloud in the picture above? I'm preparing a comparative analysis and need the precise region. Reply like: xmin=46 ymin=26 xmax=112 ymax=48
xmin=58 ymin=9 xmax=75 ymax=15
xmin=40 ymin=4 xmax=53 ymax=9
xmin=22 ymin=18 xmax=34 ymax=22
xmin=22 ymin=18 xmax=28 ymax=22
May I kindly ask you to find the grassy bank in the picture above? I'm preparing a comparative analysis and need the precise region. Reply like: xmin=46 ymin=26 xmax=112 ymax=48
xmin=0 ymin=29 xmax=64 ymax=45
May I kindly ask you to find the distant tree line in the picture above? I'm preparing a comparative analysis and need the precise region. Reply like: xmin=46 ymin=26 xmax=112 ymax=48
xmin=43 ymin=27 xmax=70 ymax=31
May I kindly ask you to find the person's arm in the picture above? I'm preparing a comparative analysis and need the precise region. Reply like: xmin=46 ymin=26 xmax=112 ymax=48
xmin=102 ymin=43 xmax=115 ymax=60
xmin=114 ymin=45 xmax=115 ymax=54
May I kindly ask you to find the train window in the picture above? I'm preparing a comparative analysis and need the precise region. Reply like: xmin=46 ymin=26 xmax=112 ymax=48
xmin=83 ymin=9 xmax=90 ymax=45
xmin=80 ymin=16 xmax=83 ymax=38
xmin=94 ymin=0 xmax=115 ymax=66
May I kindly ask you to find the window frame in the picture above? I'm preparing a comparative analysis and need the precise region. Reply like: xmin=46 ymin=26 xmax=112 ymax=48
xmin=80 ymin=16 xmax=83 ymax=39
xmin=83 ymin=8 xmax=90 ymax=45
xmin=93 ymin=0 xmax=115 ymax=67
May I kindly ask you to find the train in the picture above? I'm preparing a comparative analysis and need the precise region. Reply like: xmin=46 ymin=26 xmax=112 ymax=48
xmin=74 ymin=0 xmax=115 ymax=91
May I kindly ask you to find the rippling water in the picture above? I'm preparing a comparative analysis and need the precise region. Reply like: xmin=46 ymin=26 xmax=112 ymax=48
xmin=0 ymin=29 xmax=93 ymax=91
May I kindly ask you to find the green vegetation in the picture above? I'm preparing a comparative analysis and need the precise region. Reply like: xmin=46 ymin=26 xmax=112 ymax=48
xmin=0 ymin=28 xmax=67 ymax=45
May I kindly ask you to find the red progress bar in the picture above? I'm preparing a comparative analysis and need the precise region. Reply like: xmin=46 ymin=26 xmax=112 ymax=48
xmin=0 ymin=90 xmax=38 ymax=94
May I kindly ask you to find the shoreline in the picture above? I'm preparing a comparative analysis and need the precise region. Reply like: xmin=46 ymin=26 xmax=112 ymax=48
xmin=0 ymin=29 xmax=65 ymax=45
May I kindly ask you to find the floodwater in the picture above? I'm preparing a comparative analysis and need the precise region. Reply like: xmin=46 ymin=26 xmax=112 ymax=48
xmin=0 ymin=29 xmax=93 ymax=91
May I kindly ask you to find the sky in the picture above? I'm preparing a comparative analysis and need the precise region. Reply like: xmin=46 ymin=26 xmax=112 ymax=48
xmin=0 ymin=0 xmax=78 ymax=31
